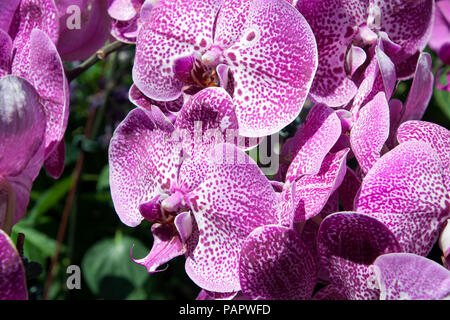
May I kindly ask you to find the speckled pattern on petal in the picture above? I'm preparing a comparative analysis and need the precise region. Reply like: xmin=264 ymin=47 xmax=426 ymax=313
xmin=318 ymin=212 xmax=400 ymax=300
xmin=129 ymin=83 xmax=183 ymax=116
xmin=109 ymin=108 xmax=182 ymax=227
xmin=355 ymin=141 xmax=449 ymax=256
xmin=0 ymin=230 xmax=27 ymax=300
xmin=372 ymin=253 xmax=450 ymax=300
xmin=27 ymin=29 xmax=70 ymax=158
xmin=44 ymin=139 xmax=65 ymax=179
xmin=290 ymin=148 xmax=349 ymax=223
xmin=337 ymin=167 xmax=361 ymax=211
xmin=296 ymin=0 xmax=369 ymax=107
xmin=132 ymin=0 xmax=222 ymax=100
xmin=185 ymin=144 xmax=279 ymax=292
xmin=225 ymin=0 xmax=318 ymax=137
xmin=397 ymin=121 xmax=450 ymax=188
xmin=350 ymin=92 xmax=390 ymax=175
xmin=239 ymin=225 xmax=317 ymax=300
xmin=0 ymin=30 xmax=12 ymax=78
xmin=285 ymin=104 xmax=342 ymax=183
xmin=9 ymin=0 xmax=59 ymax=77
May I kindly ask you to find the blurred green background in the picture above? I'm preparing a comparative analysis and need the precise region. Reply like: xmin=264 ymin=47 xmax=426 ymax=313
xmin=9 ymin=45 xmax=450 ymax=300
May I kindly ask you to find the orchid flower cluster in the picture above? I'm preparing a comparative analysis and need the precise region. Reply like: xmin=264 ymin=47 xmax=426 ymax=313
xmin=0 ymin=0 xmax=449 ymax=300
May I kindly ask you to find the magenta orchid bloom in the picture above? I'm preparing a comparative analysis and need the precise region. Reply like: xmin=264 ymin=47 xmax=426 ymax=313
xmin=108 ymin=0 xmax=157 ymax=43
xmin=0 ymin=230 xmax=27 ymax=300
xmin=296 ymin=0 xmax=434 ymax=107
xmin=56 ymin=0 xmax=112 ymax=61
xmin=371 ymin=253 xmax=450 ymax=300
xmin=0 ymin=76 xmax=46 ymax=232
xmin=109 ymin=88 xmax=279 ymax=292
xmin=0 ymin=0 xmax=70 ymax=179
xmin=133 ymin=0 xmax=318 ymax=137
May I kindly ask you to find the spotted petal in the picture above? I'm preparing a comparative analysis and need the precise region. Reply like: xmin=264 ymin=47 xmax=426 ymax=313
xmin=371 ymin=253 xmax=450 ymax=300
xmin=296 ymin=0 xmax=369 ymax=107
xmin=397 ymin=121 xmax=450 ymax=186
xmin=109 ymin=108 xmax=181 ymax=227
xmin=225 ymin=0 xmax=318 ymax=137
xmin=239 ymin=225 xmax=317 ymax=300
xmin=0 ymin=30 xmax=12 ymax=78
xmin=355 ymin=141 xmax=449 ymax=256
xmin=27 ymin=29 xmax=70 ymax=158
xmin=350 ymin=92 xmax=390 ymax=175
xmin=0 ymin=230 xmax=27 ymax=300
xmin=133 ymin=0 xmax=222 ymax=101
xmin=318 ymin=212 xmax=401 ymax=300
xmin=185 ymin=144 xmax=279 ymax=292
xmin=285 ymin=104 xmax=342 ymax=183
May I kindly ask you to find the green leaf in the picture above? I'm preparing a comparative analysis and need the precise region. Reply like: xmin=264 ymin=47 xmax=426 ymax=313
xmin=434 ymin=67 xmax=450 ymax=120
xmin=96 ymin=165 xmax=110 ymax=191
xmin=81 ymin=232 xmax=149 ymax=299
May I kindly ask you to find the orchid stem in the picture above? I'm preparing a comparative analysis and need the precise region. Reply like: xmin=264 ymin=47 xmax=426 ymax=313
xmin=0 ymin=178 xmax=16 ymax=236
xmin=65 ymin=41 xmax=129 ymax=82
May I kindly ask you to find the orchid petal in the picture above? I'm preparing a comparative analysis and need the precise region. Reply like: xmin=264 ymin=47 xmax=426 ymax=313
xmin=285 ymin=104 xmax=342 ymax=183
xmin=239 ymin=225 xmax=317 ymax=300
xmin=318 ymin=212 xmax=400 ymax=300
xmin=225 ymin=0 xmax=318 ymax=137
xmin=0 ymin=230 xmax=27 ymax=300
xmin=355 ymin=141 xmax=449 ymax=256
xmin=132 ymin=223 xmax=185 ymax=273
xmin=338 ymin=167 xmax=361 ymax=211
xmin=0 ymin=30 xmax=12 ymax=78
xmin=312 ymin=285 xmax=347 ymax=300
xmin=0 ymin=76 xmax=45 ymax=177
xmin=109 ymin=108 xmax=181 ymax=227
xmin=372 ymin=253 xmax=450 ymax=300
xmin=108 ymin=0 xmax=143 ymax=21
xmin=129 ymin=83 xmax=183 ymax=115
xmin=133 ymin=0 xmax=221 ymax=100
xmin=350 ymin=92 xmax=390 ymax=175
xmin=43 ymin=139 xmax=65 ymax=179
xmin=27 ymin=29 xmax=70 ymax=158
xmin=185 ymin=144 xmax=279 ymax=292
xmin=0 ymin=0 xmax=20 ymax=32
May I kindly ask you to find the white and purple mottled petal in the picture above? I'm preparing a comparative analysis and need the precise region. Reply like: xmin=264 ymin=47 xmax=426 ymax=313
xmin=214 ymin=0 xmax=251 ymax=48
xmin=108 ymin=0 xmax=144 ymax=21
xmin=355 ymin=141 xmax=449 ymax=256
xmin=109 ymin=108 xmax=181 ymax=227
xmin=225 ymin=0 xmax=318 ymax=137
xmin=289 ymin=149 xmax=349 ymax=223
xmin=27 ymin=29 xmax=70 ymax=158
xmin=196 ymin=290 xmax=239 ymax=300
xmin=296 ymin=0 xmax=369 ymax=107
xmin=132 ymin=0 xmax=222 ymax=101
xmin=129 ymin=83 xmax=183 ymax=116
xmin=371 ymin=253 xmax=450 ymax=300
xmin=132 ymin=223 xmax=185 ymax=273
xmin=350 ymin=92 xmax=390 ymax=175
xmin=0 ymin=230 xmax=27 ymax=300
xmin=0 ymin=76 xmax=45 ymax=177
xmin=318 ymin=212 xmax=401 ymax=300
xmin=397 ymin=121 xmax=450 ymax=186
xmin=9 ymin=0 xmax=59 ymax=77
xmin=185 ymin=144 xmax=279 ymax=292
xmin=285 ymin=104 xmax=342 ymax=183
xmin=338 ymin=167 xmax=361 ymax=212
xmin=239 ymin=225 xmax=317 ymax=300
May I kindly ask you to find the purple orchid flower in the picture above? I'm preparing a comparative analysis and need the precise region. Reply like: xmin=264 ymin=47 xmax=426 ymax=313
xmin=0 ymin=75 xmax=46 ymax=232
xmin=109 ymin=87 xmax=280 ymax=292
xmin=56 ymin=0 xmax=112 ymax=61
xmin=0 ymin=230 xmax=27 ymax=300
xmin=296 ymin=0 xmax=434 ymax=107
xmin=132 ymin=0 xmax=318 ymax=137
xmin=108 ymin=0 xmax=157 ymax=43
xmin=0 ymin=1 xmax=70 ymax=179
xmin=371 ymin=253 xmax=450 ymax=300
